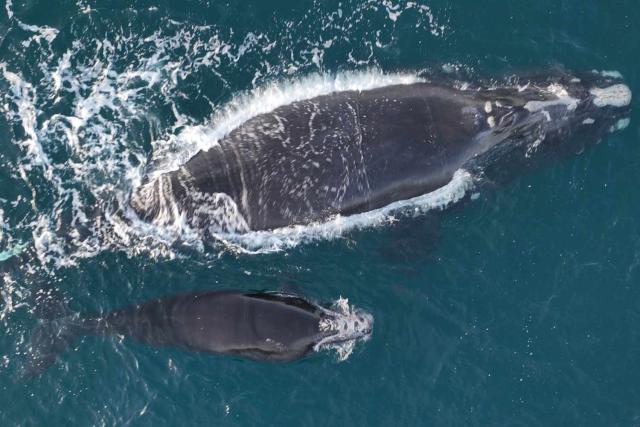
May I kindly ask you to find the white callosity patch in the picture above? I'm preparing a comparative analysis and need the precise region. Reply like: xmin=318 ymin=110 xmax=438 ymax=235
xmin=523 ymin=83 xmax=579 ymax=112
xmin=590 ymin=84 xmax=632 ymax=108
xmin=316 ymin=297 xmax=373 ymax=362
xmin=609 ymin=118 xmax=631 ymax=133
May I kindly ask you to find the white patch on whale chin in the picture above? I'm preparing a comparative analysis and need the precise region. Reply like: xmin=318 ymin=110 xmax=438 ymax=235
xmin=523 ymin=83 xmax=579 ymax=112
xmin=590 ymin=84 xmax=632 ymax=108
xmin=315 ymin=297 xmax=373 ymax=362
xmin=609 ymin=118 xmax=630 ymax=133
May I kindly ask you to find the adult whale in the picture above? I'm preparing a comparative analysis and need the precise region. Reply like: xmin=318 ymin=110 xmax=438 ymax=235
xmin=130 ymin=70 xmax=631 ymax=233
xmin=24 ymin=291 xmax=372 ymax=377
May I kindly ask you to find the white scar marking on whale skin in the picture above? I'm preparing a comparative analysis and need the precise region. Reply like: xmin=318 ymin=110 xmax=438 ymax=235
xmin=582 ymin=118 xmax=595 ymax=125
xmin=487 ymin=116 xmax=495 ymax=128
xmin=484 ymin=101 xmax=492 ymax=113
xmin=590 ymin=84 xmax=632 ymax=108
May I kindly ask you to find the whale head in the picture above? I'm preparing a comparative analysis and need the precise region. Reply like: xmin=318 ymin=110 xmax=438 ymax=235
xmin=472 ymin=70 xmax=632 ymax=171
xmin=314 ymin=297 xmax=373 ymax=361
xmin=523 ymin=71 xmax=632 ymax=140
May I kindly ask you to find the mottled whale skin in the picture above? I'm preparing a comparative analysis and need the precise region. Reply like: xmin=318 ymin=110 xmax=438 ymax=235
xmin=131 ymin=71 xmax=631 ymax=232
xmin=24 ymin=291 xmax=372 ymax=377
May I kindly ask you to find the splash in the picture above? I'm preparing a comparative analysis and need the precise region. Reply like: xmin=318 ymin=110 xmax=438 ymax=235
xmin=211 ymin=169 xmax=475 ymax=254
xmin=0 ymin=0 xmax=451 ymax=272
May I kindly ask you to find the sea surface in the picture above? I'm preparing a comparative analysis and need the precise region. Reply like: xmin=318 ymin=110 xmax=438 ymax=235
xmin=0 ymin=0 xmax=639 ymax=425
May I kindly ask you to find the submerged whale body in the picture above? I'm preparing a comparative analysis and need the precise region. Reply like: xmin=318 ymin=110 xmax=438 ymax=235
xmin=131 ymin=70 xmax=631 ymax=234
xmin=24 ymin=291 xmax=372 ymax=377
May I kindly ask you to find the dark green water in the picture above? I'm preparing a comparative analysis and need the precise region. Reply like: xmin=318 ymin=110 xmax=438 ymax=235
xmin=0 ymin=0 xmax=639 ymax=425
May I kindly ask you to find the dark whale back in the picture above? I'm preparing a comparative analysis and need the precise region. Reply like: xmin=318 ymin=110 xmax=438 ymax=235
xmin=98 ymin=292 xmax=324 ymax=361
xmin=23 ymin=291 xmax=329 ymax=377
xmin=131 ymin=73 xmax=631 ymax=233
xmin=141 ymin=83 xmax=488 ymax=230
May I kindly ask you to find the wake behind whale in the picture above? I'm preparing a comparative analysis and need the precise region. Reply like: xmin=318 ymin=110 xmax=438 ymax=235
xmin=128 ymin=69 xmax=631 ymax=251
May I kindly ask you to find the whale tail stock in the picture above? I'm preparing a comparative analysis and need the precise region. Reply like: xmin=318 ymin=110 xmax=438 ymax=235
xmin=21 ymin=313 xmax=96 ymax=380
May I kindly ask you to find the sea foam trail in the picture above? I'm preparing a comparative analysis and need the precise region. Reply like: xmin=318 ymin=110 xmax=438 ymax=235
xmin=0 ymin=1 xmax=450 ymax=264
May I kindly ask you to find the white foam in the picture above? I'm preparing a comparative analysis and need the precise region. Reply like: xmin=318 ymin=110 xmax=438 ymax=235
xmin=6 ymin=0 xmax=59 ymax=46
xmin=582 ymin=118 xmax=595 ymax=125
xmin=216 ymin=169 xmax=474 ymax=253
xmin=590 ymin=84 xmax=632 ymax=108
xmin=0 ymin=65 xmax=49 ymax=169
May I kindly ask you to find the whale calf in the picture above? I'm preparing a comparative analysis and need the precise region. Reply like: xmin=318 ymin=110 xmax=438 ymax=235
xmin=131 ymin=70 xmax=631 ymax=234
xmin=24 ymin=291 xmax=372 ymax=377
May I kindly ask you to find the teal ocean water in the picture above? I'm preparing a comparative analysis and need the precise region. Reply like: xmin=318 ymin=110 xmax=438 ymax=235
xmin=0 ymin=0 xmax=639 ymax=425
